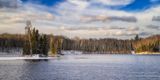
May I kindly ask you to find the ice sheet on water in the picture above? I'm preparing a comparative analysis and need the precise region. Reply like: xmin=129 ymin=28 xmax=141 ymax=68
xmin=0 ymin=51 xmax=135 ymax=64
xmin=55 ymin=54 xmax=137 ymax=64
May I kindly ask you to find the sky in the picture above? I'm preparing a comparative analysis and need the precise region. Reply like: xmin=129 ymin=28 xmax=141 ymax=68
xmin=0 ymin=0 xmax=160 ymax=39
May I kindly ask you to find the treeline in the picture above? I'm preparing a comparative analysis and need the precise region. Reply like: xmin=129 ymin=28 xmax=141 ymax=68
xmin=133 ymin=35 xmax=160 ymax=53
xmin=0 ymin=33 xmax=159 ymax=54
xmin=62 ymin=37 xmax=133 ymax=54
xmin=0 ymin=33 xmax=24 ymax=52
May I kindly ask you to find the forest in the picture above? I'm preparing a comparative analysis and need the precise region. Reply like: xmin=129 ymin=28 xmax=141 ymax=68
xmin=0 ymin=33 xmax=159 ymax=54
xmin=134 ymin=35 xmax=160 ymax=53
xmin=0 ymin=21 xmax=159 ymax=55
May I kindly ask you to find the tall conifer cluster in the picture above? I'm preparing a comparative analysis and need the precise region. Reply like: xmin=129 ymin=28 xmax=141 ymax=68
xmin=23 ymin=21 xmax=48 ymax=56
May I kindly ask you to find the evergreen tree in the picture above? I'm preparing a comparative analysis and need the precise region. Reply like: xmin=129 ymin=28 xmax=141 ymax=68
xmin=23 ymin=41 xmax=30 ymax=55
xmin=38 ymin=35 xmax=43 ymax=55
xmin=31 ymin=28 xmax=37 ymax=55
xmin=30 ymin=28 xmax=40 ymax=55
xmin=135 ymin=34 xmax=139 ymax=41
xmin=41 ymin=35 xmax=48 ymax=56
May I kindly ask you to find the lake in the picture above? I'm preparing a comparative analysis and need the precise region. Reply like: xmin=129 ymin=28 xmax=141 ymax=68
xmin=0 ymin=54 xmax=160 ymax=80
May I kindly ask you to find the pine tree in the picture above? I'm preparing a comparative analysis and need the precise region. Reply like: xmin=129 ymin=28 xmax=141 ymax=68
xmin=31 ymin=28 xmax=36 ymax=55
xmin=135 ymin=34 xmax=139 ymax=41
xmin=30 ymin=28 xmax=40 ymax=55
xmin=41 ymin=35 xmax=48 ymax=56
xmin=23 ymin=40 xmax=30 ymax=55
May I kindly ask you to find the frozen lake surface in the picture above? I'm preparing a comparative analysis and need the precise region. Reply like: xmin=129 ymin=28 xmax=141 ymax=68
xmin=0 ymin=54 xmax=160 ymax=80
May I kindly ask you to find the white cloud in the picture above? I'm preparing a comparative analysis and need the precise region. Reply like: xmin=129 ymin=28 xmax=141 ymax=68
xmin=67 ymin=0 xmax=89 ymax=9
xmin=52 ymin=1 xmax=160 ymax=38
xmin=67 ymin=0 xmax=134 ymax=7
xmin=0 ymin=0 xmax=22 ymax=8
xmin=0 ymin=0 xmax=160 ymax=39
xmin=91 ymin=0 xmax=134 ymax=6
xmin=0 ymin=1 xmax=56 ymax=34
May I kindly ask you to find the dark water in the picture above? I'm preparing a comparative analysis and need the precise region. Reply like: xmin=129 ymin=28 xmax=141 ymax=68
xmin=0 ymin=54 xmax=160 ymax=80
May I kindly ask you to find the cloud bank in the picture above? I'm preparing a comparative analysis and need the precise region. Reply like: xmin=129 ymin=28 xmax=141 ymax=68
xmin=0 ymin=0 xmax=159 ymax=39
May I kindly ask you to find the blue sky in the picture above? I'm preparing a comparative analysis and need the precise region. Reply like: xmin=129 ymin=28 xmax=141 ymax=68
xmin=21 ymin=0 xmax=160 ymax=11
xmin=120 ymin=0 xmax=160 ymax=11
xmin=22 ymin=0 xmax=64 ymax=7
xmin=0 ymin=0 xmax=160 ymax=39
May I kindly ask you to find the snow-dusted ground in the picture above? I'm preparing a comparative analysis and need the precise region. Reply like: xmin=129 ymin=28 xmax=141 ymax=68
xmin=62 ymin=50 xmax=83 ymax=55
xmin=0 ymin=50 xmax=82 ymax=56
xmin=0 ymin=50 xmax=83 ymax=60
xmin=0 ymin=57 xmax=54 ymax=60
xmin=0 ymin=52 xmax=22 ymax=57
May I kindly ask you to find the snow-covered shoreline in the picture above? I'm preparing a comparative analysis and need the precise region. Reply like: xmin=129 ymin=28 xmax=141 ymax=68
xmin=0 ymin=57 xmax=54 ymax=60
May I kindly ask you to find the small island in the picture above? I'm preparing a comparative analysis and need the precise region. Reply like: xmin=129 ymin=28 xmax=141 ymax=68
xmin=23 ymin=20 xmax=63 ymax=57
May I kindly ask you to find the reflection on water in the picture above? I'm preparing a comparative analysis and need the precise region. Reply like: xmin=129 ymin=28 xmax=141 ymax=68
xmin=0 ymin=54 xmax=160 ymax=80
xmin=24 ymin=59 xmax=49 ymax=62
